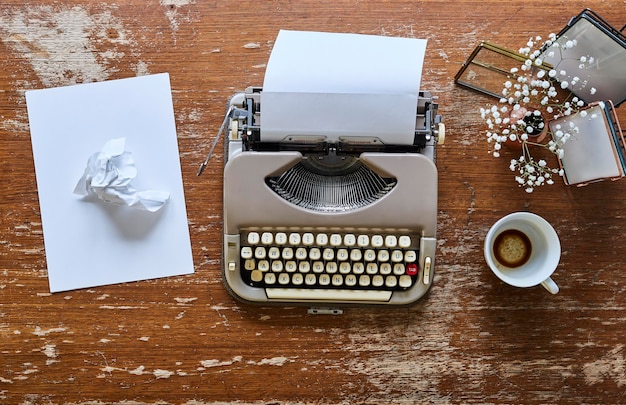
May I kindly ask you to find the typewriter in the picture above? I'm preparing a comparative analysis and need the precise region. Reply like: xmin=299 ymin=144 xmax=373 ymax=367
xmin=205 ymin=31 xmax=445 ymax=307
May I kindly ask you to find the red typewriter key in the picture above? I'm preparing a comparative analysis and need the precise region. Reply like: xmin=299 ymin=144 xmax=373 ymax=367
xmin=406 ymin=263 xmax=418 ymax=276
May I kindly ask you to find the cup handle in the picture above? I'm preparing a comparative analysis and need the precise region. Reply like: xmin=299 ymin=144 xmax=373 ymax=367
xmin=541 ymin=277 xmax=559 ymax=294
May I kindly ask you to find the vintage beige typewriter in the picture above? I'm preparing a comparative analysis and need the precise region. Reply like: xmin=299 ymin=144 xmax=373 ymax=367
xmin=202 ymin=30 xmax=445 ymax=307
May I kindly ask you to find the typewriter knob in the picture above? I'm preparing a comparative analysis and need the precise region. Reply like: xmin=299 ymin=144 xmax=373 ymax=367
xmin=437 ymin=122 xmax=446 ymax=145
xmin=230 ymin=119 xmax=239 ymax=140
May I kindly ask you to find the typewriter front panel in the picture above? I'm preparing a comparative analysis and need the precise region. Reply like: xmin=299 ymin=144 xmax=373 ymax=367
xmin=222 ymin=151 xmax=438 ymax=306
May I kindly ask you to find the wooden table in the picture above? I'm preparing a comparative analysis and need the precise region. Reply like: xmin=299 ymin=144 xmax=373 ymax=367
xmin=1 ymin=1 xmax=625 ymax=403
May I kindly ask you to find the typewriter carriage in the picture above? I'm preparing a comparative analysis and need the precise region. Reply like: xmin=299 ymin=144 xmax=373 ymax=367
xmin=227 ymin=87 xmax=444 ymax=157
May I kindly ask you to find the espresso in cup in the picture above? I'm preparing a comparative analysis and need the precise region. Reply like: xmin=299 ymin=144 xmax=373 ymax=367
xmin=493 ymin=229 xmax=532 ymax=268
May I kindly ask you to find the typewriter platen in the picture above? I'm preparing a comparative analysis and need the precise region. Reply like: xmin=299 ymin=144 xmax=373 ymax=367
xmin=218 ymin=85 xmax=445 ymax=306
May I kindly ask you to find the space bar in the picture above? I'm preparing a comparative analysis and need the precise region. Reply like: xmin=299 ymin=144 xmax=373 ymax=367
xmin=266 ymin=288 xmax=392 ymax=302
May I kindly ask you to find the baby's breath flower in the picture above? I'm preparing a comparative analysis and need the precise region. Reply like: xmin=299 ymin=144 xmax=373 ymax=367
xmin=480 ymin=31 xmax=595 ymax=193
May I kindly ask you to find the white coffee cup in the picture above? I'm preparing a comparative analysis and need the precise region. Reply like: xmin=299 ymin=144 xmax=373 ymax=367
xmin=484 ymin=212 xmax=561 ymax=294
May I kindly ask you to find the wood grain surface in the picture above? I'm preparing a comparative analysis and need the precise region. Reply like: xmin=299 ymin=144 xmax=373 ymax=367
xmin=1 ymin=1 xmax=626 ymax=403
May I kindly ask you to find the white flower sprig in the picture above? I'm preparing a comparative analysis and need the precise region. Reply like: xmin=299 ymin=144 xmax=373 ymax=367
xmin=480 ymin=33 xmax=596 ymax=193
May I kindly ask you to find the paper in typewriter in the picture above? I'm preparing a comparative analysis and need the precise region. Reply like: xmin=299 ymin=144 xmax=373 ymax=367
xmin=261 ymin=30 xmax=427 ymax=145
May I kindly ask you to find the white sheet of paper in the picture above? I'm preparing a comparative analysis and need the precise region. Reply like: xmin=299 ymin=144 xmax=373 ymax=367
xmin=261 ymin=30 xmax=427 ymax=144
xmin=26 ymin=73 xmax=195 ymax=292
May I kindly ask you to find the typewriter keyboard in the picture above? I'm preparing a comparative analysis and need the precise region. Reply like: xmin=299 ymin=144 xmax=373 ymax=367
xmin=238 ymin=230 xmax=427 ymax=301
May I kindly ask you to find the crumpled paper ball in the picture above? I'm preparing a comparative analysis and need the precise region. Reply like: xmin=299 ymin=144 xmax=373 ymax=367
xmin=73 ymin=138 xmax=169 ymax=212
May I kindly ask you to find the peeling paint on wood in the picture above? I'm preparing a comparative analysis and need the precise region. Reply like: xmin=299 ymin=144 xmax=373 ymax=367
xmin=1 ymin=0 xmax=626 ymax=403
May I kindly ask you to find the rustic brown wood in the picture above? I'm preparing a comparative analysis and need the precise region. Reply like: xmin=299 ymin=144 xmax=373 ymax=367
xmin=1 ymin=0 xmax=626 ymax=403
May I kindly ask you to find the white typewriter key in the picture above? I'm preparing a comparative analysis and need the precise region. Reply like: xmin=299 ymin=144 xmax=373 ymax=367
xmin=372 ymin=275 xmax=384 ymax=287
xmin=251 ymin=270 xmax=263 ymax=282
xmin=247 ymin=232 xmax=260 ymax=245
xmin=289 ymin=233 xmax=301 ymax=245
xmin=344 ymin=234 xmax=356 ymax=247
xmin=309 ymin=248 xmax=321 ymax=260
xmin=264 ymin=273 xmax=276 ymax=285
xmin=275 ymin=232 xmax=287 ymax=245
xmin=353 ymin=262 xmax=365 ymax=274
xmin=332 ymin=274 xmax=343 ymax=286
xmin=380 ymin=263 xmax=392 ymax=275
xmin=385 ymin=235 xmax=398 ymax=248
xmin=399 ymin=275 xmax=412 ymax=288
xmin=258 ymin=260 xmax=270 ymax=272
xmin=254 ymin=247 xmax=266 ymax=259
xmin=337 ymin=249 xmax=349 ymax=261
xmin=285 ymin=261 xmax=297 ymax=272
xmin=292 ymin=273 xmax=304 ymax=285
xmin=399 ymin=235 xmax=411 ymax=248
xmin=271 ymin=261 xmax=283 ymax=272
xmin=357 ymin=234 xmax=369 ymax=247
xmin=241 ymin=247 xmax=253 ymax=259
xmin=322 ymin=248 xmax=335 ymax=261
xmin=244 ymin=259 xmax=256 ymax=270
xmin=366 ymin=263 xmax=378 ymax=275
xmin=364 ymin=249 xmax=376 ymax=262
xmin=345 ymin=274 xmax=357 ymax=286
xmin=393 ymin=263 xmax=405 ymax=275
xmin=278 ymin=273 xmax=290 ymax=285
xmin=302 ymin=233 xmax=315 ymax=246
xmin=299 ymin=262 xmax=311 ymax=273
xmin=404 ymin=250 xmax=417 ymax=263
xmin=326 ymin=262 xmax=338 ymax=274
xmin=305 ymin=274 xmax=316 ymax=285
xmin=319 ymin=274 xmax=331 ymax=286
xmin=359 ymin=275 xmax=371 ymax=287
xmin=312 ymin=261 xmax=325 ymax=273
xmin=295 ymin=248 xmax=308 ymax=260
xmin=316 ymin=233 xmax=328 ymax=246
xmin=330 ymin=234 xmax=342 ymax=247
xmin=385 ymin=275 xmax=398 ymax=288
xmin=371 ymin=235 xmax=384 ymax=248
xmin=339 ymin=262 xmax=351 ymax=274
xmin=282 ymin=247 xmax=294 ymax=260
xmin=268 ymin=247 xmax=281 ymax=260
xmin=350 ymin=249 xmax=362 ymax=261
xmin=377 ymin=250 xmax=390 ymax=262
xmin=391 ymin=250 xmax=404 ymax=262
xmin=261 ymin=232 xmax=273 ymax=245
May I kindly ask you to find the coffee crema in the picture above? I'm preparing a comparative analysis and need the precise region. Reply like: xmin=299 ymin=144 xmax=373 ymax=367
xmin=493 ymin=229 xmax=532 ymax=268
